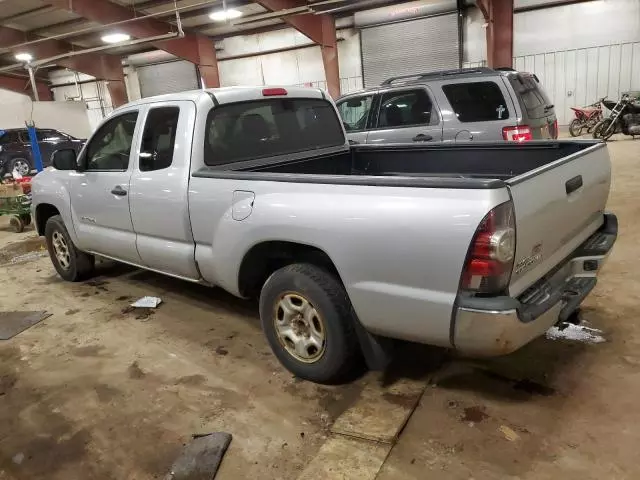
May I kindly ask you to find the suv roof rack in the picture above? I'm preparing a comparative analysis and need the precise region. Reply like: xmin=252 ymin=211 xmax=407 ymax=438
xmin=380 ymin=67 xmax=496 ymax=86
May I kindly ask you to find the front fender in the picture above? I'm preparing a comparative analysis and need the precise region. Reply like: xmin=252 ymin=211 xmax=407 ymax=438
xmin=31 ymin=169 xmax=79 ymax=245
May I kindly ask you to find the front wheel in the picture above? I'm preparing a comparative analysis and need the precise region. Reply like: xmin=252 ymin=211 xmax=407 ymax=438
xmin=593 ymin=118 xmax=615 ymax=141
xmin=44 ymin=215 xmax=95 ymax=282
xmin=569 ymin=119 xmax=584 ymax=137
xmin=259 ymin=263 xmax=361 ymax=384
xmin=8 ymin=158 xmax=31 ymax=177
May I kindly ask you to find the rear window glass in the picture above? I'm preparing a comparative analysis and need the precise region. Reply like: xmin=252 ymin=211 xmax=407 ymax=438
xmin=442 ymin=81 xmax=510 ymax=122
xmin=515 ymin=75 xmax=551 ymax=113
xmin=204 ymin=98 xmax=344 ymax=166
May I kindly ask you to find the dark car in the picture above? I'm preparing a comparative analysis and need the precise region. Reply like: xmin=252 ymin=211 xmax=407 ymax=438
xmin=0 ymin=128 xmax=85 ymax=177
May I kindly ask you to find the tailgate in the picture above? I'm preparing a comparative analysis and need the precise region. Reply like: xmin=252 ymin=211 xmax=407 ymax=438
xmin=507 ymin=142 xmax=611 ymax=296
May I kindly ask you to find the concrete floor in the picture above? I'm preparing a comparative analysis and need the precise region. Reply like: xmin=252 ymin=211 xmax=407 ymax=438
xmin=0 ymin=136 xmax=639 ymax=479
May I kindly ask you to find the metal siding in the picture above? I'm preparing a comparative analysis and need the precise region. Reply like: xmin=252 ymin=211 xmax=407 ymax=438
xmin=361 ymin=14 xmax=459 ymax=87
xmin=137 ymin=60 xmax=199 ymax=98
xmin=514 ymin=41 xmax=640 ymax=124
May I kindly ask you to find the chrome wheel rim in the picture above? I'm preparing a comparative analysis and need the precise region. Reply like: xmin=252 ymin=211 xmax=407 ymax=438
xmin=51 ymin=231 xmax=71 ymax=270
xmin=12 ymin=160 xmax=29 ymax=176
xmin=273 ymin=292 xmax=326 ymax=363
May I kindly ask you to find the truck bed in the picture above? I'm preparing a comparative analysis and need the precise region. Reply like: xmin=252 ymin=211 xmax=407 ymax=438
xmin=233 ymin=141 xmax=593 ymax=181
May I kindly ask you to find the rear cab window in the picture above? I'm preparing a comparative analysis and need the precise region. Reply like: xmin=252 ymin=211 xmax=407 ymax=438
xmin=204 ymin=98 xmax=344 ymax=166
xmin=442 ymin=81 xmax=510 ymax=122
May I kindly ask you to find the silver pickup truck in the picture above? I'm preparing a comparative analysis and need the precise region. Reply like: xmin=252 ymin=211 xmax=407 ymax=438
xmin=32 ymin=86 xmax=616 ymax=384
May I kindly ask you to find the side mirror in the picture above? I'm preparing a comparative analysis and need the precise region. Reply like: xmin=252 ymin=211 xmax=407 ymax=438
xmin=51 ymin=149 xmax=77 ymax=171
xmin=346 ymin=99 xmax=363 ymax=108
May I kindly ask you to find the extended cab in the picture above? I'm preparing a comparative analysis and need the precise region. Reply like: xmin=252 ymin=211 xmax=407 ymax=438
xmin=32 ymin=87 xmax=616 ymax=384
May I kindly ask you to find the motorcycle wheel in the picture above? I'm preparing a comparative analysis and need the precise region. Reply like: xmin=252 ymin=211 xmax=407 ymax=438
xmin=593 ymin=118 xmax=615 ymax=141
xmin=569 ymin=119 xmax=584 ymax=137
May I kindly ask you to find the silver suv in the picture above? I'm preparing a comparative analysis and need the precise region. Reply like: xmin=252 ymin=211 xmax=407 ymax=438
xmin=336 ymin=67 xmax=558 ymax=144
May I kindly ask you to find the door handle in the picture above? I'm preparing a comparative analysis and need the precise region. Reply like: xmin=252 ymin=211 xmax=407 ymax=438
xmin=412 ymin=134 xmax=433 ymax=142
xmin=348 ymin=139 xmax=359 ymax=145
xmin=111 ymin=185 xmax=127 ymax=196
xmin=565 ymin=175 xmax=583 ymax=195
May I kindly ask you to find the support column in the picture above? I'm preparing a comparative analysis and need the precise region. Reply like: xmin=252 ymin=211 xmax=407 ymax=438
xmin=477 ymin=0 xmax=514 ymax=69
xmin=320 ymin=15 xmax=340 ymax=99
xmin=194 ymin=36 xmax=220 ymax=88
xmin=60 ymin=55 xmax=128 ymax=107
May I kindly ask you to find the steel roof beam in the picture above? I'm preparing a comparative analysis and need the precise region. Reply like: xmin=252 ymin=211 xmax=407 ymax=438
xmin=45 ymin=0 xmax=220 ymax=87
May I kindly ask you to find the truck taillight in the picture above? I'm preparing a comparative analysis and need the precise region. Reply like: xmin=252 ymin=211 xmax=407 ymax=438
xmin=262 ymin=88 xmax=288 ymax=96
xmin=502 ymin=125 xmax=532 ymax=142
xmin=552 ymin=119 xmax=559 ymax=139
xmin=461 ymin=202 xmax=516 ymax=295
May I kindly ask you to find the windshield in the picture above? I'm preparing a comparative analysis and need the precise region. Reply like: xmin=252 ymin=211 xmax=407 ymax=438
xmin=204 ymin=98 xmax=344 ymax=166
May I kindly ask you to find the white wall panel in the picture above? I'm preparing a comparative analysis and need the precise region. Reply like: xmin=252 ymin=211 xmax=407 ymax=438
xmin=515 ymin=0 xmax=640 ymax=56
xmin=514 ymin=41 xmax=640 ymax=124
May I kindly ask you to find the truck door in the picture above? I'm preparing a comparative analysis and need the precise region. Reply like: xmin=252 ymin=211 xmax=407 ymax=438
xmin=365 ymin=86 xmax=443 ymax=144
xmin=68 ymin=110 xmax=142 ymax=264
xmin=129 ymin=100 xmax=200 ymax=280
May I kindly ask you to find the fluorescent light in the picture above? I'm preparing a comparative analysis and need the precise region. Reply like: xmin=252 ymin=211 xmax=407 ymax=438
xmin=15 ymin=52 xmax=33 ymax=62
xmin=209 ymin=9 xmax=242 ymax=21
xmin=101 ymin=33 xmax=131 ymax=44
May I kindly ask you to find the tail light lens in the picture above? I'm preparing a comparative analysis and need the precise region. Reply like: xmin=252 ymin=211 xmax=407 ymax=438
xmin=552 ymin=119 xmax=558 ymax=139
xmin=502 ymin=125 xmax=532 ymax=142
xmin=461 ymin=202 xmax=516 ymax=295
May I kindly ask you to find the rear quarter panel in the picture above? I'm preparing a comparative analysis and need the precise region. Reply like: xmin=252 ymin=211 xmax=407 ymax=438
xmin=189 ymin=177 xmax=510 ymax=346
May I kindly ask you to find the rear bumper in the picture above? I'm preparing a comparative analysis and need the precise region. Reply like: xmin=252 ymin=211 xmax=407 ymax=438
xmin=453 ymin=213 xmax=617 ymax=356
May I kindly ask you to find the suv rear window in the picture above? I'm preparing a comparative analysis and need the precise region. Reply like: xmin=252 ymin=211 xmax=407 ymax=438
xmin=204 ymin=98 xmax=344 ymax=166
xmin=510 ymin=74 xmax=552 ymax=117
xmin=442 ymin=81 xmax=510 ymax=122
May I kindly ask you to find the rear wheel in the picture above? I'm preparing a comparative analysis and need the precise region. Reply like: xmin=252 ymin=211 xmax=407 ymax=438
xmin=259 ymin=263 xmax=361 ymax=384
xmin=593 ymin=118 xmax=615 ymax=141
xmin=569 ymin=119 xmax=583 ymax=137
xmin=9 ymin=215 xmax=24 ymax=233
xmin=45 ymin=215 xmax=95 ymax=281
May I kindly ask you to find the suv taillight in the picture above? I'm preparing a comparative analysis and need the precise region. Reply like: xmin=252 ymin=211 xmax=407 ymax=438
xmin=502 ymin=125 xmax=532 ymax=142
xmin=461 ymin=202 xmax=516 ymax=295
xmin=552 ymin=119 xmax=558 ymax=139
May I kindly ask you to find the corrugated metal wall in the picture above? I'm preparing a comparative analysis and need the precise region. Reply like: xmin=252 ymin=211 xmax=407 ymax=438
xmin=514 ymin=42 xmax=640 ymax=124
xmin=361 ymin=14 xmax=460 ymax=87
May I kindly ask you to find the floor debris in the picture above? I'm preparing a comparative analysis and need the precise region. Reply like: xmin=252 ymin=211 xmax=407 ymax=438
xmin=131 ymin=296 xmax=162 ymax=308
xmin=498 ymin=425 xmax=520 ymax=442
xmin=546 ymin=322 xmax=606 ymax=344
xmin=0 ymin=311 xmax=51 ymax=340
xmin=165 ymin=432 xmax=232 ymax=480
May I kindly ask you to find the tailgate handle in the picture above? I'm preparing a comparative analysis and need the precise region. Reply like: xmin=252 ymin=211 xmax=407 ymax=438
xmin=565 ymin=175 xmax=583 ymax=195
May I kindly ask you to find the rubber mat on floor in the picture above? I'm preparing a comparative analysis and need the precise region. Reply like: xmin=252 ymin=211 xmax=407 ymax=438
xmin=0 ymin=311 xmax=50 ymax=340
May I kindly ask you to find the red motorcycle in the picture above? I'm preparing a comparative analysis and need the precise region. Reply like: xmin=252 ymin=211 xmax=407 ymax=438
xmin=569 ymin=97 xmax=605 ymax=137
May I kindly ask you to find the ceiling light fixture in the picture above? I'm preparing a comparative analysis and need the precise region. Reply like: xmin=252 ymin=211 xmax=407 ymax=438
xmin=14 ymin=52 xmax=33 ymax=62
xmin=101 ymin=33 xmax=132 ymax=44
xmin=209 ymin=8 xmax=242 ymax=22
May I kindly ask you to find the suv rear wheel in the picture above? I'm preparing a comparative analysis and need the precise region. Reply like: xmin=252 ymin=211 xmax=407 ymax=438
xmin=259 ymin=263 xmax=361 ymax=384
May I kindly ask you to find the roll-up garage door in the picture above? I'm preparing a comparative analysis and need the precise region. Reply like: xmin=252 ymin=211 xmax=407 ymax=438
xmin=361 ymin=13 xmax=459 ymax=87
xmin=137 ymin=60 xmax=199 ymax=98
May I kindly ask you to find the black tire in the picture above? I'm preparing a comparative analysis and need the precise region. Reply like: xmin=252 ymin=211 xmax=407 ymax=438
xmin=44 ymin=214 xmax=95 ymax=282
xmin=259 ymin=263 xmax=361 ymax=384
xmin=20 ymin=214 xmax=31 ymax=226
xmin=569 ymin=119 xmax=583 ymax=137
xmin=8 ymin=158 xmax=31 ymax=177
xmin=593 ymin=119 xmax=615 ymax=141
xmin=9 ymin=215 xmax=24 ymax=233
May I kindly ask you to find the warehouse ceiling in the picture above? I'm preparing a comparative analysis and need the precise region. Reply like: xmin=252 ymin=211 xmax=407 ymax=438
xmin=0 ymin=0 xmax=398 ymax=70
